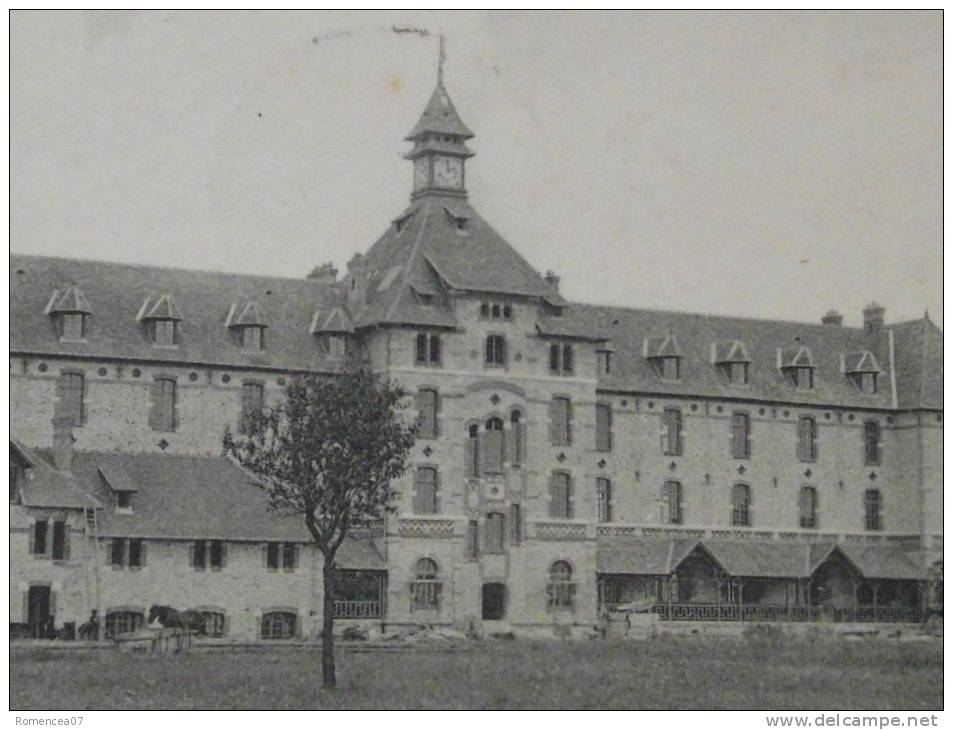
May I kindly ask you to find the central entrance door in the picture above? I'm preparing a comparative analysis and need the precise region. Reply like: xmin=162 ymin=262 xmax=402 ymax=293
xmin=482 ymin=583 xmax=505 ymax=620
xmin=27 ymin=585 xmax=51 ymax=638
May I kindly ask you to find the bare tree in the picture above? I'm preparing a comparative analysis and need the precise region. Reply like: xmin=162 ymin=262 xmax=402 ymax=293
xmin=224 ymin=369 xmax=416 ymax=688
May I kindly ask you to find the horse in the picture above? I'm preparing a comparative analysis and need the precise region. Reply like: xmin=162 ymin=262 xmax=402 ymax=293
xmin=78 ymin=618 xmax=99 ymax=640
xmin=147 ymin=604 xmax=206 ymax=635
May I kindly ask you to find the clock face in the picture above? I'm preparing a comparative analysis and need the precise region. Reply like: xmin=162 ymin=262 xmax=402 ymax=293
xmin=413 ymin=158 xmax=430 ymax=190
xmin=433 ymin=156 xmax=463 ymax=188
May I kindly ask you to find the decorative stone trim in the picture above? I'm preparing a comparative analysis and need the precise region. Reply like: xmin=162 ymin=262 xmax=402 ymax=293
xmin=596 ymin=525 xmax=638 ymax=537
xmin=398 ymin=518 xmax=456 ymax=538
xmin=534 ymin=521 xmax=587 ymax=541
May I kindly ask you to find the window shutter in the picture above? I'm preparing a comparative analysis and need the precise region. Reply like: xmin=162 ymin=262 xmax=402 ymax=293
xmin=567 ymin=474 xmax=575 ymax=519
xmin=566 ymin=399 xmax=573 ymax=445
xmin=63 ymin=524 xmax=71 ymax=561
xmin=50 ymin=591 xmax=57 ymax=622
xmin=148 ymin=380 xmax=161 ymax=429
xmin=220 ymin=542 xmax=228 ymax=569
xmin=28 ymin=523 xmax=35 ymax=555
xmin=139 ymin=542 xmax=147 ymax=567
xmin=549 ymin=474 xmax=557 ymax=518
xmin=548 ymin=399 xmax=557 ymax=444
xmin=412 ymin=470 xmax=425 ymax=514
xmin=434 ymin=470 xmax=441 ymax=514
xmin=294 ymin=545 xmax=301 ymax=571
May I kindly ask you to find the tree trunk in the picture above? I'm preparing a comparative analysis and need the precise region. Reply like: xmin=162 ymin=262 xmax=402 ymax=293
xmin=322 ymin=559 xmax=336 ymax=688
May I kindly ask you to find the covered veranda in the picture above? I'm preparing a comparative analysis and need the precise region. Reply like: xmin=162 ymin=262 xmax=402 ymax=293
xmin=597 ymin=536 xmax=924 ymax=623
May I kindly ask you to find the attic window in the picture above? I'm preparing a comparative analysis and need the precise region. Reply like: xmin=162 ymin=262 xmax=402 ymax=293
xmin=116 ymin=491 xmax=133 ymax=512
xmin=323 ymin=335 xmax=347 ymax=360
xmin=443 ymin=206 xmax=469 ymax=231
xmin=153 ymin=320 xmax=177 ymax=347
xmin=241 ymin=326 xmax=265 ymax=352
xmin=724 ymin=362 xmax=749 ymax=385
xmin=59 ymin=313 xmax=87 ymax=342
xmin=46 ymin=285 xmax=93 ymax=342
xmin=650 ymin=356 xmax=681 ymax=381
xmin=788 ymin=367 xmax=814 ymax=390
xmin=853 ymin=372 xmax=878 ymax=395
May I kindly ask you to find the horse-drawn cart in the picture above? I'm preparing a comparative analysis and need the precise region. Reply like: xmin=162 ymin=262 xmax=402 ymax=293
xmin=115 ymin=626 xmax=194 ymax=654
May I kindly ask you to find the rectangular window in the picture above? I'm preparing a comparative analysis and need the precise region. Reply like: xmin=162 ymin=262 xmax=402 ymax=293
xmin=510 ymin=504 xmax=522 ymax=544
xmin=864 ymin=490 xmax=882 ymax=531
xmin=859 ymin=372 xmax=877 ymax=395
xmin=242 ymin=326 xmax=263 ymax=352
xmin=731 ymin=412 xmax=750 ymax=459
xmin=52 ymin=521 xmax=67 ymax=561
xmin=415 ymin=333 xmax=441 ymax=366
xmin=550 ymin=397 xmax=571 ymax=446
xmin=192 ymin=540 xmax=207 ymax=570
xmin=731 ymin=484 xmax=751 ymax=527
xmin=797 ymin=416 xmax=817 ymax=462
xmin=110 ymin=538 xmax=125 ymax=567
xmin=597 ymin=350 xmax=612 ymax=375
xmin=863 ymin=421 xmax=881 ymax=466
xmin=61 ymin=313 xmax=85 ymax=341
xmin=128 ymin=539 xmax=143 ymax=568
xmin=57 ymin=372 xmax=85 ymax=427
xmin=799 ymin=487 xmax=818 ymax=529
xmin=416 ymin=389 xmax=438 ymax=440
xmin=794 ymin=367 xmax=814 ymax=390
xmin=150 ymin=378 xmax=177 ymax=432
xmin=550 ymin=472 xmax=572 ymax=519
xmin=326 ymin=335 xmax=346 ymax=359
xmin=597 ymin=478 xmax=612 ymax=523
xmin=485 ymin=512 xmax=505 ymax=554
xmin=662 ymin=408 xmax=682 ymax=456
xmin=209 ymin=540 xmax=225 ymax=570
xmin=595 ymin=403 xmax=612 ymax=452
xmin=482 ymin=428 xmax=504 ymax=473
xmin=413 ymin=467 xmax=438 ymax=515
xmin=154 ymin=320 xmax=176 ymax=347
xmin=729 ymin=362 xmax=749 ymax=385
xmin=663 ymin=481 xmax=682 ymax=524
xmin=266 ymin=542 xmax=280 ymax=570
xmin=116 ymin=491 xmax=132 ymax=510
xmin=661 ymin=357 xmax=680 ymax=381
xmin=466 ymin=520 xmax=479 ymax=559
xmin=32 ymin=520 xmax=48 ymax=556
xmin=485 ymin=335 xmax=506 ymax=366
xmin=282 ymin=543 xmax=297 ymax=571
xmin=549 ymin=343 xmax=560 ymax=373
xmin=241 ymin=382 xmax=264 ymax=422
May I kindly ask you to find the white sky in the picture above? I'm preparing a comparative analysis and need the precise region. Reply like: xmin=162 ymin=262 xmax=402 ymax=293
xmin=10 ymin=10 xmax=942 ymax=328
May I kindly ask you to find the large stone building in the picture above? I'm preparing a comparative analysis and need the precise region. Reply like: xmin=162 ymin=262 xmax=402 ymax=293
xmin=10 ymin=73 xmax=943 ymax=641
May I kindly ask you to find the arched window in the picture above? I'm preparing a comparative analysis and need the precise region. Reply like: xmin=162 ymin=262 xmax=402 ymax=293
xmin=483 ymin=417 xmax=504 ymax=473
xmin=261 ymin=611 xmax=296 ymax=640
xmin=731 ymin=483 xmax=751 ymax=527
xmin=547 ymin=561 xmax=575 ymax=609
xmin=199 ymin=610 xmax=226 ymax=638
xmin=485 ymin=335 xmax=506 ymax=366
xmin=412 ymin=558 xmax=441 ymax=610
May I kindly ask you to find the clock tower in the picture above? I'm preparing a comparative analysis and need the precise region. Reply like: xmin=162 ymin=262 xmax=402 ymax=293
xmin=405 ymin=74 xmax=474 ymax=199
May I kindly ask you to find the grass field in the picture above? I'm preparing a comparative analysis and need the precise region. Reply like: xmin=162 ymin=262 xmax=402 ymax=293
xmin=10 ymin=634 xmax=943 ymax=710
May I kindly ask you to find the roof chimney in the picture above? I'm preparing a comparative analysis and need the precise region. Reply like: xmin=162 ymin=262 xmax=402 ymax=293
xmin=52 ymin=415 xmax=74 ymax=474
xmin=307 ymin=262 xmax=338 ymax=285
xmin=863 ymin=302 xmax=885 ymax=338
xmin=821 ymin=310 xmax=843 ymax=326
xmin=544 ymin=270 xmax=560 ymax=292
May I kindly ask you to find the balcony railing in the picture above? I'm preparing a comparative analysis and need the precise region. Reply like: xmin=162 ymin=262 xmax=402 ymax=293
xmin=332 ymin=600 xmax=383 ymax=619
xmin=606 ymin=603 xmax=920 ymax=623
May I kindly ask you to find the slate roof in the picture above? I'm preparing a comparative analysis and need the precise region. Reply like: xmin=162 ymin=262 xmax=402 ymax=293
xmin=47 ymin=284 xmax=92 ymax=315
xmin=404 ymin=82 xmax=474 ymax=140
xmin=597 ymin=536 xmax=923 ymax=579
xmin=11 ymin=255 xmax=344 ymax=373
xmin=890 ymin=317 xmax=943 ymax=410
xmin=11 ymin=441 xmax=98 ymax=509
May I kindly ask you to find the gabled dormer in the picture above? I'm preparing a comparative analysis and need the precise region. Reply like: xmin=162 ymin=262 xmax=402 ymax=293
xmin=137 ymin=294 xmax=182 ymax=347
xmin=226 ymin=300 xmax=268 ymax=352
xmin=310 ymin=306 xmax=354 ymax=359
xmin=712 ymin=339 xmax=752 ymax=386
xmin=843 ymin=350 xmax=882 ymax=395
xmin=778 ymin=343 xmax=816 ymax=390
xmin=98 ymin=462 xmax=138 ymax=513
xmin=645 ymin=332 xmax=683 ymax=381
xmin=45 ymin=284 xmax=92 ymax=342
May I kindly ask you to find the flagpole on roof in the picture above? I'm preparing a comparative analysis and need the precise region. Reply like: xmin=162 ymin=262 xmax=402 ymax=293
xmin=437 ymin=34 xmax=446 ymax=85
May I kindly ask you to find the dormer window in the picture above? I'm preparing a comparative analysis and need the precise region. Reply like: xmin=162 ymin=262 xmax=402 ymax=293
xmin=444 ymin=206 xmax=469 ymax=231
xmin=597 ymin=350 xmax=612 ymax=375
xmin=242 ymin=326 xmax=264 ymax=352
xmin=45 ymin=284 xmax=92 ymax=342
xmin=309 ymin=306 xmax=354 ymax=359
xmin=844 ymin=350 xmax=881 ymax=395
xmin=779 ymin=345 xmax=816 ymax=391
xmin=713 ymin=340 xmax=751 ymax=386
xmin=139 ymin=294 xmax=182 ymax=348
xmin=98 ymin=463 xmax=138 ymax=514
xmin=324 ymin=335 xmax=347 ymax=360
xmin=116 ymin=491 xmax=133 ymax=512
xmin=227 ymin=301 xmax=269 ymax=353
xmin=645 ymin=333 xmax=683 ymax=382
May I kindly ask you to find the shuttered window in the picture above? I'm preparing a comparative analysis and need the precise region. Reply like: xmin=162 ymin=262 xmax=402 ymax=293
xmin=595 ymin=403 xmax=612 ymax=452
xmin=128 ymin=539 xmax=143 ymax=568
xmin=31 ymin=520 xmax=48 ymax=556
xmin=416 ymin=389 xmax=438 ymax=439
xmin=797 ymin=416 xmax=817 ymax=462
xmin=465 ymin=424 xmax=480 ymax=478
xmin=550 ymin=397 xmax=571 ymax=446
xmin=51 ymin=521 xmax=69 ymax=561
xmin=57 ymin=372 xmax=85 ymax=427
xmin=597 ymin=478 xmax=612 ymax=523
xmin=731 ymin=483 xmax=751 ymax=527
xmin=241 ymin=382 xmax=264 ymax=422
xmin=662 ymin=481 xmax=683 ymax=525
xmin=506 ymin=411 xmax=526 ymax=465
xmin=150 ymin=378 xmax=177 ymax=432
xmin=282 ymin=543 xmax=297 ymax=571
xmin=864 ymin=489 xmax=882 ymax=531
xmin=799 ymin=487 xmax=818 ymax=529
xmin=110 ymin=538 xmax=125 ymax=567
xmin=550 ymin=472 xmax=572 ymax=519
xmin=413 ymin=467 xmax=438 ymax=515
xmin=662 ymin=408 xmax=682 ymax=455
xmin=192 ymin=540 xmax=207 ymax=570
xmin=466 ymin=521 xmax=479 ymax=559
xmin=485 ymin=512 xmax=505 ymax=554
xmin=209 ymin=540 xmax=225 ymax=570
xmin=731 ymin=412 xmax=750 ymax=459
xmin=510 ymin=504 xmax=522 ymax=544
xmin=863 ymin=421 xmax=881 ymax=466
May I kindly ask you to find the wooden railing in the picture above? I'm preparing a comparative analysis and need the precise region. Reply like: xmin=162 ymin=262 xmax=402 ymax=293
xmin=623 ymin=603 xmax=920 ymax=623
xmin=332 ymin=600 xmax=383 ymax=619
